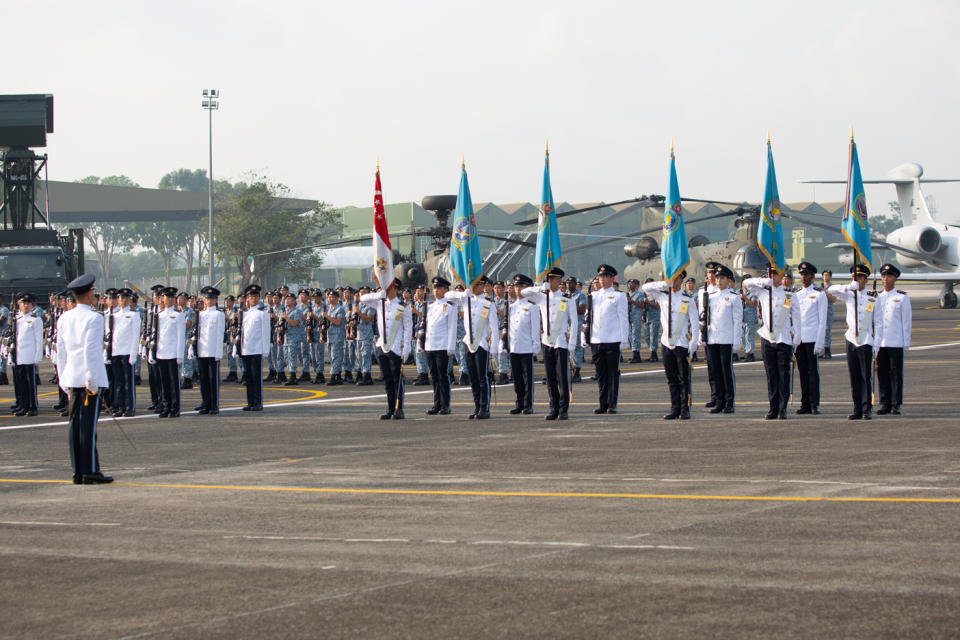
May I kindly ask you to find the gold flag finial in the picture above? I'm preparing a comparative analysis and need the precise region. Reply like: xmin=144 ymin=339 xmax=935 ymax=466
xmin=461 ymin=153 xmax=465 ymax=168
xmin=670 ymin=138 xmax=674 ymax=153
xmin=850 ymin=125 xmax=854 ymax=142
xmin=766 ymin=129 xmax=771 ymax=144
xmin=545 ymin=139 xmax=549 ymax=154
xmin=376 ymin=157 xmax=380 ymax=171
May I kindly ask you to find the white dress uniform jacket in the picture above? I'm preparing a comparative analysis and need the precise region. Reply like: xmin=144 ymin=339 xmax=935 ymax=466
xmin=445 ymin=291 xmax=500 ymax=355
xmin=586 ymin=287 xmax=629 ymax=348
xmin=241 ymin=303 xmax=272 ymax=356
xmin=57 ymin=304 xmax=110 ymax=390
xmin=111 ymin=307 xmax=142 ymax=363
xmin=197 ymin=307 xmax=226 ymax=359
xmin=13 ymin=310 xmax=44 ymax=365
xmin=520 ymin=285 xmax=576 ymax=351
xmin=155 ymin=307 xmax=186 ymax=362
xmin=642 ymin=281 xmax=701 ymax=351
xmin=743 ymin=277 xmax=802 ymax=346
xmin=794 ymin=284 xmax=828 ymax=353
xmin=705 ymin=287 xmax=743 ymax=349
xmin=359 ymin=292 xmax=413 ymax=359
xmin=423 ymin=298 xmax=459 ymax=354
xmin=505 ymin=296 xmax=542 ymax=354
xmin=875 ymin=288 xmax=912 ymax=349
xmin=827 ymin=281 xmax=881 ymax=348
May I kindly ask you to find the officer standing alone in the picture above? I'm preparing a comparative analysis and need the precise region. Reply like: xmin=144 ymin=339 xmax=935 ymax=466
xmin=194 ymin=286 xmax=225 ymax=415
xmin=874 ymin=264 xmax=911 ymax=415
xmin=241 ymin=284 xmax=272 ymax=411
xmin=703 ymin=265 xmax=741 ymax=413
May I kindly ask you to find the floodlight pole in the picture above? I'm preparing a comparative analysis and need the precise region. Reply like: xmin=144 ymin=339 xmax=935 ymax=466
xmin=202 ymin=89 xmax=220 ymax=286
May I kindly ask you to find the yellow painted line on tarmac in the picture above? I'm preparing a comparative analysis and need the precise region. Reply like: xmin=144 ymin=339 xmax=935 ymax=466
xmin=221 ymin=387 xmax=327 ymax=408
xmin=1 ymin=478 xmax=958 ymax=504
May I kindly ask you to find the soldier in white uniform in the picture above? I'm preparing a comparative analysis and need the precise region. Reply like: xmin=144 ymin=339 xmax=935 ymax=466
xmin=585 ymin=264 xmax=629 ymax=414
xmin=423 ymin=277 xmax=459 ymax=415
xmin=9 ymin=293 xmax=44 ymax=416
xmin=522 ymin=269 xmax=580 ymax=420
xmin=194 ymin=286 xmax=226 ymax=415
xmin=698 ymin=262 xmax=721 ymax=407
xmin=874 ymin=264 xmax=912 ymax=415
xmin=500 ymin=273 xmax=539 ymax=416
xmin=58 ymin=274 xmax=112 ymax=484
xmin=109 ymin=288 xmax=141 ymax=417
xmin=643 ymin=270 xmax=700 ymax=420
xmin=793 ymin=262 xmax=828 ymax=415
xmin=745 ymin=266 xmax=802 ymax=420
xmin=445 ymin=274 xmax=499 ymax=419
xmin=360 ymin=277 xmax=413 ymax=419
xmin=153 ymin=287 xmax=186 ymax=418
xmin=827 ymin=264 xmax=880 ymax=420
xmin=703 ymin=265 xmax=742 ymax=413
xmin=240 ymin=284 xmax=272 ymax=411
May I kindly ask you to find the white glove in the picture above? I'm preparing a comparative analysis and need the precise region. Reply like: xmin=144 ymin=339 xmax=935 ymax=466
xmin=177 ymin=359 xmax=183 ymax=365
xmin=401 ymin=349 xmax=410 ymax=361
xmin=148 ymin=354 xmax=156 ymax=365
xmin=129 ymin=355 xmax=136 ymax=365
xmin=85 ymin=380 xmax=97 ymax=395
xmin=814 ymin=346 xmax=823 ymax=356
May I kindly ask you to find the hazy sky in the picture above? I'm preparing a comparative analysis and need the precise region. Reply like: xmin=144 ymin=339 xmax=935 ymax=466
xmin=8 ymin=0 xmax=960 ymax=221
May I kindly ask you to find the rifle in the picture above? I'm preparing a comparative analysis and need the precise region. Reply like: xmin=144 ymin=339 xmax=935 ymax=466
xmin=106 ymin=304 xmax=115 ymax=363
xmin=700 ymin=289 xmax=710 ymax=345
xmin=150 ymin=301 xmax=159 ymax=361
xmin=501 ymin=298 xmax=510 ymax=353
xmin=319 ymin=301 xmax=330 ymax=343
xmin=277 ymin=307 xmax=288 ymax=345
xmin=584 ymin=290 xmax=593 ymax=344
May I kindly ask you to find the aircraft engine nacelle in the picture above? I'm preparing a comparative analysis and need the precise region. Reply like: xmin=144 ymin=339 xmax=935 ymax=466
xmin=887 ymin=225 xmax=942 ymax=257
xmin=624 ymin=236 xmax=658 ymax=260
xmin=837 ymin=247 xmax=854 ymax=267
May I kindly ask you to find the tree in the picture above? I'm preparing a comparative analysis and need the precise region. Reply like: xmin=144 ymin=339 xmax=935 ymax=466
xmin=127 ymin=221 xmax=196 ymax=285
xmin=215 ymin=176 xmax=339 ymax=290
xmin=73 ymin=176 xmax=139 ymax=285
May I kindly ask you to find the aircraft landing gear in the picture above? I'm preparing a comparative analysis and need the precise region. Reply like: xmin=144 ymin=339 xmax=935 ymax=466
xmin=938 ymin=283 xmax=958 ymax=309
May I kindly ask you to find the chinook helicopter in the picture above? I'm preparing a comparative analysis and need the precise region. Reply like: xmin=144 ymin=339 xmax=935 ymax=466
xmin=513 ymin=195 xmax=771 ymax=283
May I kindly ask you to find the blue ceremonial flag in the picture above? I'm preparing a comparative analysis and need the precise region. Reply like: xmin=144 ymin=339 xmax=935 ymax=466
xmin=661 ymin=144 xmax=689 ymax=283
xmin=535 ymin=143 xmax=562 ymax=282
xmin=449 ymin=160 xmax=483 ymax=287
xmin=758 ymin=136 xmax=786 ymax=273
xmin=841 ymin=133 xmax=873 ymax=270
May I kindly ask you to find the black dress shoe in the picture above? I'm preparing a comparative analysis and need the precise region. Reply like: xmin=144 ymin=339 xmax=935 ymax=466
xmin=876 ymin=406 xmax=891 ymax=415
xmin=812 ymin=407 xmax=820 ymax=414
xmin=522 ymin=408 xmax=533 ymax=415
xmin=796 ymin=406 xmax=812 ymax=415
xmin=439 ymin=407 xmax=451 ymax=415
xmin=709 ymin=406 xmax=724 ymax=414
xmin=392 ymin=410 xmax=405 ymax=420
xmin=778 ymin=412 xmax=787 ymax=420
xmin=476 ymin=411 xmax=490 ymax=420
xmin=60 ymin=410 xmax=69 ymax=417
xmin=426 ymin=407 xmax=440 ymax=415
xmin=544 ymin=413 xmax=558 ymax=421
xmin=208 ymin=409 xmax=219 ymax=415
xmin=194 ymin=405 xmax=207 ymax=411
xmin=468 ymin=413 xmax=477 ymax=420
xmin=847 ymin=413 xmax=862 ymax=420
xmin=146 ymin=404 xmax=156 ymax=411
xmin=557 ymin=412 xmax=568 ymax=420
xmin=158 ymin=411 xmax=170 ymax=418
xmin=594 ymin=407 xmax=606 ymax=414
xmin=509 ymin=407 xmax=523 ymax=415
xmin=680 ymin=409 xmax=690 ymax=420
xmin=891 ymin=405 xmax=901 ymax=415
xmin=82 ymin=472 xmax=114 ymax=485
xmin=722 ymin=406 xmax=734 ymax=414
xmin=380 ymin=413 xmax=393 ymax=420
xmin=242 ymin=406 xmax=253 ymax=411
xmin=73 ymin=474 xmax=82 ymax=485
xmin=168 ymin=411 xmax=181 ymax=418
xmin=765 ymin=411 xmax=778 ymax=420
xmin=663 ymin=412 xmax=680 ymax=420
xmin=197 ymin=408 xmax=210 ymax=415
xmin=251 ymin=405 xmax=263 ymax=411
xmin=704 ymin=400 xmax=716 ymax=408
xmin=607 ymin=408 xmax=617 ymax=415
xmin=862 ymin=410 xmax=872 ymax=420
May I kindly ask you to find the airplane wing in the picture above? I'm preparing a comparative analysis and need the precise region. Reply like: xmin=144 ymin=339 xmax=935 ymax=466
xmin=892 ymin=272 xmax=960 ymax=282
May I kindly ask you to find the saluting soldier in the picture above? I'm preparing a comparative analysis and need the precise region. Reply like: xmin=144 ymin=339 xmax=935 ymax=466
xmin=643 ymin=270 xmax=700 ymax=420
xmin=58 ymin=274 xmax=112 ymax=484
xmin=793 ymin=262 xmax=828 ymax=414
xmin=423 ymin=276 xmax=458 ymax=415
xmin=703 ymin=264 xmax=742 ymax=413
xmin=502 ymin=273 xmax=540 ymax=416
xmin=828 ymin=264 xmax=880 ymax=420
xmin=699 ymin=262 xmax=720 ymax=406
xmin=194 ymin=286 xmax=226 ymax=415
xmin=445 ymin=274 xmax=499 ymax=419
xmin=522 ymin=269 xmax=579 ymax=420
xmin=744 ymin=266 xmax=801 ymax=420
xmin=874 ymin=264 xmax=911 ymax=415
xmin=240 ymin=284 xmax=271 ymax=411
xmin=109 ymin=288 xmax=141 ymax=418
xmin=360 ymin=277 xmax=412 ymax=419
xmin=585 ymin=264 xmax=629 ymax=414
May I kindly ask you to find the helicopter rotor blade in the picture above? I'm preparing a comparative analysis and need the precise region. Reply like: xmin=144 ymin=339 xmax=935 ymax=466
xmin=565 ymin=210 xmax=747 ymax=253
xmin=513 ymin=197 xmax=656 ymax=226
xmin=476 ymin=232 xmax=537 ymax=248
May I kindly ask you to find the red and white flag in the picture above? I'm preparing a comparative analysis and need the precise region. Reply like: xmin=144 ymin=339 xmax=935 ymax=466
xmin=372 ymin=166 xmax=394 ymax=288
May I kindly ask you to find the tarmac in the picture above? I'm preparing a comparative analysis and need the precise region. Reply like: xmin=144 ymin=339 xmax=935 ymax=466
xmin=1 ymin=284 xmax=959 ymax=639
